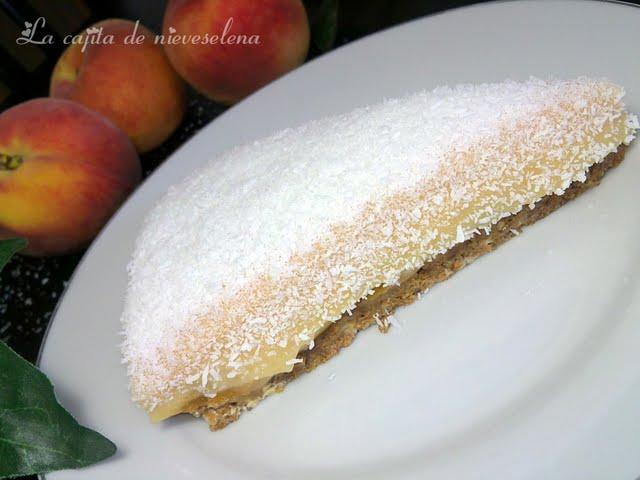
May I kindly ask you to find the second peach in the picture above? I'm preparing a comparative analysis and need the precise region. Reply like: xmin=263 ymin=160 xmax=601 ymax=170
xmin=163 ymin=0 xmax=310 ymax=104
xmin=50 ymin=19 xmax=187 ymax=153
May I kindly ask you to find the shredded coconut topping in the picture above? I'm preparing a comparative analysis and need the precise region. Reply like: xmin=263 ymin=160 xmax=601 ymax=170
xmin=121 ymin=78 xmax=637 ymax=411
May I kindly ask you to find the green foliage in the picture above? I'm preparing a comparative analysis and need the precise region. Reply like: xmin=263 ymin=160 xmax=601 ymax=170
xmin=0 ymin=238 xmax=26 ymax=272
xmin=310 ymin=0 xmax=339 ymax=52
xmin=0 ymin=238 xmax=116 ymax=478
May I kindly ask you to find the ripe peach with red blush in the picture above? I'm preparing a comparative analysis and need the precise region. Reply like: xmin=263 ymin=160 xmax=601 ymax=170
xmin=0 ymin=98 xmax=141 ymax=256
xmin=163 ymin=0 xmax=310 ymax=104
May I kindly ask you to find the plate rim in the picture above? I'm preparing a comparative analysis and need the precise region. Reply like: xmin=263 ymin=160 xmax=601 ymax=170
xmin=35 ymin=0 xmax=640 ymax=478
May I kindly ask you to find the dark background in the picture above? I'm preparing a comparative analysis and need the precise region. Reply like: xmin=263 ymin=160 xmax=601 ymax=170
xmin=0 ymin=0 xmax=498 ymax=111
xmin=0 ymin=2 xmax=639 ymax=479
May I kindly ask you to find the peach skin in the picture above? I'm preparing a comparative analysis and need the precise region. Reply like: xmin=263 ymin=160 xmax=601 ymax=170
xmin=163 ymin=0 xmax=310 ymax=104
xmin=50 ymin=19 xmax=186 ymax=153
xmin=0 ymin=98 xmax=141 ymax=256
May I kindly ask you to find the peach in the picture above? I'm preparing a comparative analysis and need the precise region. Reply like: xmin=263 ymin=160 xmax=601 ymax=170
xmin=0 ymin=98 xmax=141 ymax=256
xmin=163 ymin=0 xmax=310 ymax=104
xmin=50 ymin=19 xmax=186 ymax=153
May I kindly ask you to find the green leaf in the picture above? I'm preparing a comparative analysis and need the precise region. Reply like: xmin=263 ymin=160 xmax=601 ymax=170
xmin=0 ymin=342 xmax=116 ymax=478
xmin=0 ymin=238 xmax=26 ymax=272
xmin=312 ymin=0 xmax=339 ymax=52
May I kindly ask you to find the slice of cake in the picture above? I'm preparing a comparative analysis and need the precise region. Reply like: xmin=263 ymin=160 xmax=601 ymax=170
xmin=121 ymin=78 xmax=637 ymax=429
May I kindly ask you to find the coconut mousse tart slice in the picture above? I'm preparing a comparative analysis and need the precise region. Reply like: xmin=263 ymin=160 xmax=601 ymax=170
xmin=121 ymin=77 xmax=638 ymax=430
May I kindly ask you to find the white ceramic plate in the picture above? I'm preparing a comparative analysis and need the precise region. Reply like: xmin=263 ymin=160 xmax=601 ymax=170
xmin=40 ymin=1 xmax=640 ymax=479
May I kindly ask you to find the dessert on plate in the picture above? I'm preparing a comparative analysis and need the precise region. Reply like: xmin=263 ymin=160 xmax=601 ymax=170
xmin=121 ymin=77 xmax=637 ymax=429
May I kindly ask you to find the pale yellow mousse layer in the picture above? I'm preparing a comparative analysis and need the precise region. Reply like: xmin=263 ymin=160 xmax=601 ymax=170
xmin=148 ymin=269 xmax=417 ymax=422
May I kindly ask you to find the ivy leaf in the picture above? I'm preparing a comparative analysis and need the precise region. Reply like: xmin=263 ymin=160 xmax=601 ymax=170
xmin=0 ymin=342 xmax=116 ymax=478
xmin=312 ymin=0 xmax=339 ymax=52
xmin=0 ymin=238 xmax=26 ymax=272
